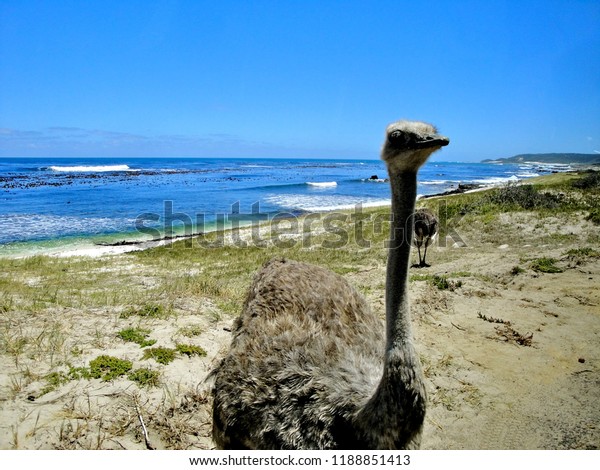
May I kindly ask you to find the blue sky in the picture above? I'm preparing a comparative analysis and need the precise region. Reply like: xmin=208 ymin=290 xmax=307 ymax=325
xmin=0 ymin=0 xmax=599 ymax=161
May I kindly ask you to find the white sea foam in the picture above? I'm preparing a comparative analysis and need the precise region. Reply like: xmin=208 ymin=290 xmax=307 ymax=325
xmin=420 ymin=180 xmax=453 ymax=185
xmin=471 ymin=175 xmax=520 ymax=185
xmin=525 ymin=161 xmax=572 ymax=167
xmin=48 ymin=164 xmax=135 ymax=172
xmin=361 ymin=178 xmax=387 ymax=183
xmin=0 ymin=213 xmax=134 ymax=244
xmin=265 ymin=194 xmax=390 ymax=212
xmin=306 ymin=181 xmax=337 ymax=188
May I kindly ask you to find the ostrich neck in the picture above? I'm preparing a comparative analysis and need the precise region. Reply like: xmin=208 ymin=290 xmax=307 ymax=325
xmin=385 ymin=169 xmax=417 ymax=349
xmin=352 ymin=168 xmax=425 ymax=448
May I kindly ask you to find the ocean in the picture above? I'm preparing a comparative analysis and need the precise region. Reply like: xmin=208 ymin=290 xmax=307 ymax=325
xmin=0 ymin=157 xmax=566 ymax=256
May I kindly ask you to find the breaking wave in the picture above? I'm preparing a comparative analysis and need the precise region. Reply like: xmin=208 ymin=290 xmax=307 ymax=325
xmin=47 ymin=164 xmax=136 ymax=172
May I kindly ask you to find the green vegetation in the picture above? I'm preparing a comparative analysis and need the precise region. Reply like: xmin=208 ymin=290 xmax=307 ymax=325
xmin=141 ymin=344 xmax=206 ymax=362
xmin=586 ymin=208 xmax=600 ymax=225
xmin=41 ymin=371 xmax=70 ymax=395
xmin=432 ymin=275 xmax=462 ymax=291
xmin=449 ymin=271 xmax=472 ymax=278
xmin=510 ymin=265 xmax=525 ymax=275
xmin=432 ymin=184 xmax=575 ymax=222
xmin=67 ymin=366 xmax=92 ymax=380
xmin=41 ymin=362 xmax=160 ymax=393
xmin=0 ymin=255 xmax=153 ymax=313
xmin=117 ymin=327 xmax=156 ymax=347
xmin=419 ymin=172 xmax=600 ymax=231
xmin=89 ymin=355 xmax=133 ymax=381
xmin=530 ymin=257 xmax=563 ymax=274
xmin=563 ymin=247 xmax=600 ymax=258
xmin=128 ymin=368 xmax=160 ymax=387
xmin=571 ymin=170 xmax=600 ymax=190
xmin=563 ymin=247 xmax=600 ymax=266
xmin=410 ymin=273 xmax=462 ymax=291
xmin=410 ymin=273 xmax=432 ymax=282
xmin=0 ymin=300 xmax=11 ymax=313
xmin=120 ymin=303 xmax=172 ymax=319
xmin=176 ymin=343 xmax=207 ymax=357
xmin=177 ymin=325 xmax=203 ymax=338
xmin=40 ymin=365 xmax=94 ymax=395
xmin=487 ymin=184 xmax=567 ymax=210
xmin=142 ymin=347 xmax=177 ymax=365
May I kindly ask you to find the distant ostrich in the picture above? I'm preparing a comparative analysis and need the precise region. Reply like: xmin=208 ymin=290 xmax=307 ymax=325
xmin=413 ymin=208 xmax=438 ymax=268
xmin=210 ymin=120 xmax=449 ymax=449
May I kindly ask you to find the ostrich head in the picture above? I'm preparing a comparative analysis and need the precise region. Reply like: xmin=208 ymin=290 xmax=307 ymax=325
xmin=381 ymin=121 xmax=449 ymax=172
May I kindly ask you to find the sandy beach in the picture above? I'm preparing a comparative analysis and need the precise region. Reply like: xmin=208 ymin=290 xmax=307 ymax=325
xmin=0 ymin=173 xmax=598 ymax=450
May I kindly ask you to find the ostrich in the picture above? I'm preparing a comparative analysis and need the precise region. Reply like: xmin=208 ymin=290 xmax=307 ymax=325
xmin=413 ymin=208 xmax=438 ymax=268
xmin=210 ymin=120 xmax=449 ymax=449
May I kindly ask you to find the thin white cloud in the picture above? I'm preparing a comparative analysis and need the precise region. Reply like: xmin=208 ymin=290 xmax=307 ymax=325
xmin=0 ymin=126 xmax=308 ymax=158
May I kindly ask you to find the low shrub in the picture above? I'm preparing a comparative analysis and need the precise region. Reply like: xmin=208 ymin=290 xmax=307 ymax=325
xmin=128 ymin=368 xmax=160 ymax=387
xmin=117 ymin=327 xmax=156 ymax=347
xmin=571 ymin=171 xmax=600 ymax=190
xmin=142 ymin=347 xmax=176 ymax=365
xmin=530 ymin=257 xmax=563 ymax=273
xmin=89 ymin=355 xmax=132 ymax=381
xmin=176 ymin=343 xmax=207 ymax=357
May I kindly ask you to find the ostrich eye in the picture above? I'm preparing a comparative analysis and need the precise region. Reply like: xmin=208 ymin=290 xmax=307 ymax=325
xmin=389 ymin=130 xmax=410 ymax=147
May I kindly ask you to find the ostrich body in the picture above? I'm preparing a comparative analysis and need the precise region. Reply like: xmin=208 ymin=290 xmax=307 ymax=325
xmin=211 ymin=120 xmax=449 ymax=449
xmin=413 ymin=208 xmax=438 ymax=267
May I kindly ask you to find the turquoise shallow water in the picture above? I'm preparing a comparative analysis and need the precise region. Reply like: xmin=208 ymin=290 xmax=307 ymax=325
xmin=0 ymin=157 xmax=562 ymax=255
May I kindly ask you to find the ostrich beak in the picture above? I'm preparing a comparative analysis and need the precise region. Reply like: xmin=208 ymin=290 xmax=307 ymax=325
xmin=414 ymin=134 xmax=450 ymax=149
